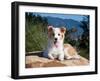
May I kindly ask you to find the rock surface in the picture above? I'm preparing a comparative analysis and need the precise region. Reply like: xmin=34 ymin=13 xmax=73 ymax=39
xmin=25 ymin=55 xmax=89 ymax=68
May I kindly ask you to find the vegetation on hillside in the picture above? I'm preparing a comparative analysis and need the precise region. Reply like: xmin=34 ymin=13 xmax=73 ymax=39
xmin=25 ymin=13 xmax=48 ymax=52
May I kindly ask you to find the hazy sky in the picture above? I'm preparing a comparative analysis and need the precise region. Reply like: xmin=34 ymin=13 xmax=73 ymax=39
xmin=31 ymin=12 xmax=87 ymax=22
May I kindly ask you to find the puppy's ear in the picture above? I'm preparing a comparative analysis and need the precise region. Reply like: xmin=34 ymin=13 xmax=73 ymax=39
xmin=60 ymin=27 xmax=66 ymax=33
xmin=48 ymin=26 xmax=53 ymax=37
xmin=48 ymin=26 xmax=53 ymax=32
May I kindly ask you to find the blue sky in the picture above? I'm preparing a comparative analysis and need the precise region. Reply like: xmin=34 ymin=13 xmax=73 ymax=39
xmin=31 ymin=12 xmax=87 ymax=22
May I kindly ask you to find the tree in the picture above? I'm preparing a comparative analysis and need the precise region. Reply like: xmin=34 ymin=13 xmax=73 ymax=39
xmin=79 ymin=16 xmax=89 ymax=49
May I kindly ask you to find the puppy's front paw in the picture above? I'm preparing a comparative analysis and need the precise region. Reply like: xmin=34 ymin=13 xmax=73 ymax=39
xmin=49 ymin=57 xmax=55 ymax=60
xmin=48 ymin=54 xmax=54 ymax=60
xmin=58 ymin=58 xmax=64 ymax=61
xmin=58 ymin=54 xmax=64 ymax=61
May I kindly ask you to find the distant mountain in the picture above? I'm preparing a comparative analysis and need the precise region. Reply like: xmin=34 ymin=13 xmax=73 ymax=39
xmin=46 ymin=16 xmax=82 ymax=29
xmin=45 ymin=16 xmax=83 ymax=40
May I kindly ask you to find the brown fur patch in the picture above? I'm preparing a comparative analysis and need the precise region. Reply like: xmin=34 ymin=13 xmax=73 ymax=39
xmin=60 ymin=33 xmax=64 ymax=40
xmin=64 ymin=44 xmax=77 ymax=56
xmin=48 ymin=26 xmax=53 ymax=38
xmin=62 ymin=34 xmax=63 ymax=38
xmin=48 ymin=26 xmax=53 ymax=32
xmin=60 ymin=27 xmax=66 ymax=33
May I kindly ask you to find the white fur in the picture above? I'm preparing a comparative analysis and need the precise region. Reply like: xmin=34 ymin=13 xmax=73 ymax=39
xmin=43 ymin=26 xmax=79 ymax=61
xmin=43 ymin=27 xmax=64 ymax=61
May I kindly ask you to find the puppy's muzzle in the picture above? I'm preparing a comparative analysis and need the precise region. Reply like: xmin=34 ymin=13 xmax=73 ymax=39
xmin=54 ymin=38 xmax=57 ymax=44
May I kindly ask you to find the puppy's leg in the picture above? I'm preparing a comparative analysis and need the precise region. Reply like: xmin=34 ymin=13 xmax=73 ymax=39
xmin=58 ymin=51 xmax=64 ymax=61
xmin=64 ymin=48 xmax=72 ymax=59
xmin=73 ymin=54 xmax=80 ymax=59
xmin=64 ymin=53 xmax=72 ymax=60
xmin=64 ymin=50 xmax=80 ymax=60
xmin=48 ymin=53 xmax=54 ymax=60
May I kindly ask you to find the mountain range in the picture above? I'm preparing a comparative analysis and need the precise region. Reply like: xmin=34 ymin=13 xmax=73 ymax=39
xmin=45 ymin=16 xmax=83 ymax=40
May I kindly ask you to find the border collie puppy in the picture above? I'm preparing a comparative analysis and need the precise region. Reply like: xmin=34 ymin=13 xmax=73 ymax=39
xmin=43 ymin=26 xmax=80 ymax=61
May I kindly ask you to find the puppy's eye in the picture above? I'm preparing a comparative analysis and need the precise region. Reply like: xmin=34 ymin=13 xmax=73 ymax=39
xmin=52 ymin=33 xmax=54 ymax=36
xmin=58 ymin=34 xmax=60 ymax=36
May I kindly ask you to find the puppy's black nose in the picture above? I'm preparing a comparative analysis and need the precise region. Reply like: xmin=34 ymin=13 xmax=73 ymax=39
xmin=55 ymin=38 xmax=57 ymax=41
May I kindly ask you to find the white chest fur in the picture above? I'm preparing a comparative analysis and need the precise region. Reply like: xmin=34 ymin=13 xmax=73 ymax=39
xmin=46 ymin=42 xmax=64 ymax=60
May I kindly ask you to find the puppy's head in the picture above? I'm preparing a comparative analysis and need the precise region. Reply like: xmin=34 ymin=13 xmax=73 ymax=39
xmin=48 ymin=26 xmax=66 ymax=44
